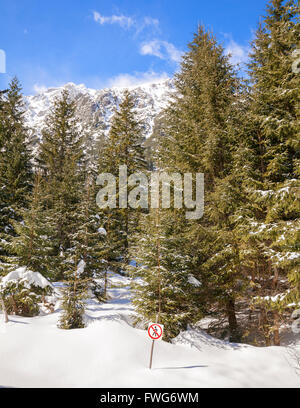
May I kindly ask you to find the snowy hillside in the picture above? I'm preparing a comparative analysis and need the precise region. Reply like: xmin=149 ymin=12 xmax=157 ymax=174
xmin=24 ymin=79 xmax=174 ymax=151
xmin=0 ymin=273 xmax=299 ymax=388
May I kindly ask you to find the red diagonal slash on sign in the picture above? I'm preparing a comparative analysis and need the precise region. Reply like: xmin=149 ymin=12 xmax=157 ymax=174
xmin=152 ymin=326 xmax=159 ymax=337
xmin=148 ymin=324 xmax=162 ymax=340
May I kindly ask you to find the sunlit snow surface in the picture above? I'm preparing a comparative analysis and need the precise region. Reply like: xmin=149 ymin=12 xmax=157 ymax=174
xmin=1 ymin=267 xmax=53 ymax=290
xmin=0 ymin=272 xmax=299 ymax=388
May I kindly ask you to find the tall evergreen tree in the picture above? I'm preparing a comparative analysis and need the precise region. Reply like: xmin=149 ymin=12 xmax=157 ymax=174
xmin=37 ymin=89 xmax=85 ymax=280
xmin=129 ymin=207 xmax=199 ymax=340
xmin=97 ymin=90 xmax=147 ymax=273
xmin=236 ymin=0 xmax=300 ymax=345
xmin=156 ymin=25 xmax=245 ymax=341
xmin=8 ymin=171 xmax=56 ymax=278
xmin=68 ymin=171 xmax=107 ymax=299
xmin=0 ymin=78 xmax=33 ymax=273
xmin=58 ymin=259 xmax=89 ymax=329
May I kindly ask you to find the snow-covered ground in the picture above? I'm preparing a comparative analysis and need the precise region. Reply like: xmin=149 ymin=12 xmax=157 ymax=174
xmin=0 ymin=273 xmax=299 ymax=388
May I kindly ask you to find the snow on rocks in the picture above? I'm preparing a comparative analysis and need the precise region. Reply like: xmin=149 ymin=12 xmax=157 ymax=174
xmin=24 ymin=79 xmax=175 ymax=155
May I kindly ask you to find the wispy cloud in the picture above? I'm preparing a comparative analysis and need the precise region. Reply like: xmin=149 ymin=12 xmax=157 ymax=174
xmin=224 ymin=39 xmax=250 ymax=66
xmin=93 ymin=11 xmax=134 ymax=29
xmin=140 ymin=40 xmax=183 ymax=63
xmin=92 ymin=11 xmax=159 ymax=34
xmin=31 ymin=71 xmax=170 ymax=93
xmin=107 ymin=70 xmax=169 ymax=88
xmin=143 ymin=17 xmax=159 ymax=27
xmin=23 ymin=64 xmax=72 ymax=95
xmin=135 ymin=17 xmax=160 ymax=35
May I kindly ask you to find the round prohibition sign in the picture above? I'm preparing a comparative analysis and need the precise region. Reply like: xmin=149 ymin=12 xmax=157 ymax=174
xmin=148 ymin=323 xmax=163 ymax=340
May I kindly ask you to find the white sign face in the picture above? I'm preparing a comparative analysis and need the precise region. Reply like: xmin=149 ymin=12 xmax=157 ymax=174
xmin=148 ymin=323 xmax=164 ymax=341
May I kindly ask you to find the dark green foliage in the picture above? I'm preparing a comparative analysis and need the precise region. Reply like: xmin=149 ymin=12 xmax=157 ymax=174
xmin=233 ymin=0 xmax=300 ymax=344
xmin=58 ymin=266 xmax=89 ymax=329
xmin=129 ymin=208 xmax=199 ymax=340
xmin=1 ymin=271 xmax=53 ymax=317
xmin=0 ymin=78 xmax=33 ymax=271
xmin=154 ymin=25 xmax=245 ymax=341
xmin=37 ymin=89 xmax=85 ymax=280
xmin=68 ymin=172 xmax=108 ymax=299
xmin=0 ymin=1 xmax=298 ymax=343
xmin=7 ymin=172 xmax=56 ymax=278
xmin=97 ymin=90 xmax=148 ymax=274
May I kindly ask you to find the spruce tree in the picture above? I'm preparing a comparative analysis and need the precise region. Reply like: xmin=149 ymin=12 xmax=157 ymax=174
xmin=237 ymin=0 xmax=300 ymax=345
xmin=156 ymin=25 xmax=244 ymax=341
xmin=96 ymin=90 xmax=147 ymax=274
xmin=37 ymin=89 xmax=84 ymax=280
xmin=68 ymin=172 xmax=107 ymax=300
xmin=8 ymin=172 xmax=56 ymax=278
xmin=58 ymin=259 xmax=89 ymax=329
xmin=129 ymin=207 xmax=199 ymax=340
xmin=0 ymin=78 xmax=33 ymax=273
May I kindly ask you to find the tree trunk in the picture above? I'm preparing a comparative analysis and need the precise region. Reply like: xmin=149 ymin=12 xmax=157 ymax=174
xmin=226 ymin=297 xmax=240 ymax=342
xmin=260 ymin=308 xmax=271 ymax=346
xmin=10 ymin=295 xmax=18 ymax=315
xmin=0 ymin=296 xmax=8 ymax=323
xmin=272 ymin=267 xmax=280 ymax=345
xmin=273 ymin=311 xmax=281 ymax=346
xmin=104 ymin=270 xmax=107 ymax=299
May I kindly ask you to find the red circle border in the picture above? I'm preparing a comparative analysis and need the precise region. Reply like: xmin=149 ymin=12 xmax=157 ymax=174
xmin=148 ymin=324 xmax=163 ymax=340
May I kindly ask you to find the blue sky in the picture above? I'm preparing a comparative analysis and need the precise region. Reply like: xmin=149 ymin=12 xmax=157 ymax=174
xmin=0 ymin=0 xmax=268 ymax=94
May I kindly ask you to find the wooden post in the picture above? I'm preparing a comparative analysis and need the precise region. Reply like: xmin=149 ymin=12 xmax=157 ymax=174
xmin=156 ymin=209 xmax=161 ymax=322
xmin=149 ymin=340 xmax=155 ymax=369
xmin=148 ymin=197 xmax=162 ymax=370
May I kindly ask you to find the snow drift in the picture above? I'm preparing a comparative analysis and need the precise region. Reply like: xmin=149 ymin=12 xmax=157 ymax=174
xmin=0 ymin=273 xmax=299 ymax=387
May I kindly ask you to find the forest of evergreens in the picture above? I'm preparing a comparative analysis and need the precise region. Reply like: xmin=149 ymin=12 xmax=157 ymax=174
xmin=0 ymin=0 xmax=299 ymax=346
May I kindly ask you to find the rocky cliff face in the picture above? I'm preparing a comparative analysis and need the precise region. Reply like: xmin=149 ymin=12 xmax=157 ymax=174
xmin=24 ymin=79 xmax=174 ymax=152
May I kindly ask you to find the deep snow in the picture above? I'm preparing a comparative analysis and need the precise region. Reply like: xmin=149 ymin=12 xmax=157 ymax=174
xmin=0 ymin=273 xmax=299 ymax=388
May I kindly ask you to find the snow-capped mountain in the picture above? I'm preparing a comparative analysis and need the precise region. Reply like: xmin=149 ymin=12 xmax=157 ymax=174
xmin=24 ymin=79 xmax=175 ymax=150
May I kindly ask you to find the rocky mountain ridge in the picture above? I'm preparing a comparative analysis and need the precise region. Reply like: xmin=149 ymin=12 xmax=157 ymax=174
xmin=24 ymin=79 xmax=175 ymax=151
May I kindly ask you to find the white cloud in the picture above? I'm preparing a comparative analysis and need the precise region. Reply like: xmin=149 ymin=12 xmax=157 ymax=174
xmin=30 ymin=70 xmax=169 ymax=95
xmin=140 ymin=41 xmax=164 ymax=59
xmin=107 ymin=70 xmax=169 ymax=88
xmin=140 ymin=40 xmax=183 ymax=63
xmin=93 ymin=11 xmax=134 ymax=29
xmin=93 ymin=11 xmax=159 ymax=35
xmin=140 ymin=17 xmax=160 ymax=31
xmin=163 ymin=42 xmax=183 ymax=63
xmin=224 ymin=40 xmax=250 ymax=66
xmin=134 ymin=16 xmax=160 ymax=36
xmin=143 ymin=17 xmax=159 ymax=27
xmin=33 ymin=84 xmax=48 ymax=94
